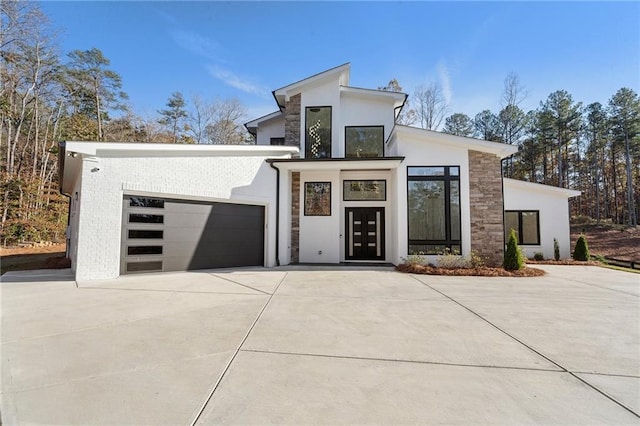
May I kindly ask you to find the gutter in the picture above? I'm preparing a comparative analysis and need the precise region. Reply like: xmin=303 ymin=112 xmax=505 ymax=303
xmin=268 ymin=161 xmax=281 ymax=266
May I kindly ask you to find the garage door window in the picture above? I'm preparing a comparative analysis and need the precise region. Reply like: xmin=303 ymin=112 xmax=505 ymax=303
xmin=128 ymin=230 xmax=163 ymax=239
xmin=129 ymin=213 xmax=164 ymax=224
xmin=127 ymin=246 xmax=163 ymax=255
xmin=129 ymin=197 xmax=165 ymax=208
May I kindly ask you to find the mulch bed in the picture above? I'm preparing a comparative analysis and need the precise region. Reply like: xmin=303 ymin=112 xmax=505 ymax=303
xmin=396 ymin=263 xmax=546 ymax=277
xmin=526 ymin=259 xmax=600 ymax=266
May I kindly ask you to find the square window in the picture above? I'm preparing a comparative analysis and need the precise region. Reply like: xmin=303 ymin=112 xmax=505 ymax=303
xmin=345 ymin=126 xmax=384 ymax=158
xmin=304 ymin=182 xmax=331 ymax=216
xmin=504 ymin=211 xmax=540 ymax=245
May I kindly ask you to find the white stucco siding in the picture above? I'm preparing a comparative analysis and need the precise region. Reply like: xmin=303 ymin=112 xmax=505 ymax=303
xmin=298 ymin=171 xmax=341 ymax=263
xmin=255 ymin=118 xmax=285 ymax=146
xmin=393 ymin=136 xmax=472 ymax=264
xmin=341 ymin=95 xmax=396 ymax=152
xmin=74 ymin=155 xmax=282 ymax=280
xmin=503 ymin=179 xmax=578 ymax=260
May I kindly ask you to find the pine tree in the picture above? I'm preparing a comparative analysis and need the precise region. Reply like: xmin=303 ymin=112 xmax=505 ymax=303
xmin=573 ymin=235 xmax=590 ymax=261
xmin=504 ymin=229 xmax=525 ymax=270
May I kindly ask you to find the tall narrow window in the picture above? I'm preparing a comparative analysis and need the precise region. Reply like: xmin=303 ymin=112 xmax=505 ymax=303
xmin=345 ymin=126 xmax=384 ymax=158
xmin=305 ymin=106 xmax=332 ymax=158
xmin=407 ymin=166 xmax=461 ymax=254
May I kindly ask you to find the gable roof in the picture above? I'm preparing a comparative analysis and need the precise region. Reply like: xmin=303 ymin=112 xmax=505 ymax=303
xmin=392 ymin=125 xmax=519 ymax=159
xmin=272 ymin=63 xmax=351 ymax=108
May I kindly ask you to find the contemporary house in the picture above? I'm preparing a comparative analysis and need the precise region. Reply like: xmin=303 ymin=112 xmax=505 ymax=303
xmin=59 ymin=63 xmax=580 ymax=280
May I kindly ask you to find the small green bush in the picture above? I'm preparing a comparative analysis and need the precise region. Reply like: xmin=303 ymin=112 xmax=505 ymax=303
xmin=553 ymin=238 xmax=560 ymax=260
xmin=533 ymin=252 xmax=544 ymax=261
xmin=573 ymin=234 xmax=590 ymax=261
xmin=504 ymin=229 xmax=525 ymax=271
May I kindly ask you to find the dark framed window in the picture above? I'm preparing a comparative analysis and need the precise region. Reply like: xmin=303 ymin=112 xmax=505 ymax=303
xmin=270 ymin=137 xmax=285 ymax=146
xmin=304 ymin=182 xmax=331 ymax=216
xmin=345 ymin=126 xmax=384 ymax=158
xmin=127 ymin=246 xmax=163 ymax=255
xmin=128 ymin=230 xmax=163 ymax=239
xmin=505 ymin=211 xmax=540 ymax=245
xmin=129 ymin=214 xmax=164 ymax=224
xmin=126 ymin=261 xmax=163 ymax=273
xmin=129 ymin=197 xmax=164 ymax=208
xmin=343 ymin=180 xmax=386 ymax=201
xmin=407 ymin=166 xmax=461 ymax=255
xmin=305 ymin=106 xmax=332 ymax=158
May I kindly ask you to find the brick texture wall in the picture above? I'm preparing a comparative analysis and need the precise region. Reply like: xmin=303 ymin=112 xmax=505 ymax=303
xmin=73 ymin=155 xmax=278 ymax=280
xmin=285 ymin=93 xmax=301 ymax=151
xmin=290 ymin=172 xmax=300 ymax=263
xmin=468 ymin=150 xmax=504 ymax=266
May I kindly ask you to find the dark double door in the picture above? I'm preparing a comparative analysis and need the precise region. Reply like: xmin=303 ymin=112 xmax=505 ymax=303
xmin=345 ymin=207 xmax=385 ymax=261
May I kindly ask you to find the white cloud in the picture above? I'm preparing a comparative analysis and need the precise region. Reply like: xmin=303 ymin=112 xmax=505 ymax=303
xmin=208 ymin=65 xmax=269 ymax=97
xmin=172 ymin=30 xmax=221 ymax=61
xmin=437 ymin=60 xmax=452 ymax=105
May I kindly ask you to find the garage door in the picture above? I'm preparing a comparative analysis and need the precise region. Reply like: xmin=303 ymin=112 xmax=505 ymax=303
xmin=121 ymin=195 xmax=265 ymax=274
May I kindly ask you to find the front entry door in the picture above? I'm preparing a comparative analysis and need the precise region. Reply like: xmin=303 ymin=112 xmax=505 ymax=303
xmin=345 ymin=207 xmax=385 ymax=261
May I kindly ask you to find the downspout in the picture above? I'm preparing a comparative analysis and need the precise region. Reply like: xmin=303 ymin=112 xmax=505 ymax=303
xmin=268 ymin=161 xmax=281 ymax=266
xmin=58 ymin=141 xmax=72 ymax=258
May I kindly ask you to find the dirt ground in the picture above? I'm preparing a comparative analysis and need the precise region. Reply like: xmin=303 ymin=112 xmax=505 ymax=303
xmin=1 ymin=244 xmax=68 ymax=275
xmin=570 ymin=224 xmax=639 ymax=262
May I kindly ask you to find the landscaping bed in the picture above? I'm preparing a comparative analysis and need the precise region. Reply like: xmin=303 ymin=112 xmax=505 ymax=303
xmin=396 ymin=263 xmax=546 ymax=277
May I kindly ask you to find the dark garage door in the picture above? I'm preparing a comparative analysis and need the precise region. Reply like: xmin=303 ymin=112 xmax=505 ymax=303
xmin=121 ymin=195 xmax=265 ymax=274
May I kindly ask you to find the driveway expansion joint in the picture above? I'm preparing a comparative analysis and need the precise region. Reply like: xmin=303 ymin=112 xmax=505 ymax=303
xmin=410 ymin=274 xmax=640 ymax=419
xmin=208 ymin=273 xmax=273 ymax=295
xmin=189 ymin=272 xmax=288 ymax=426
xmin=238 ymin=348 xmax=564 ymax=374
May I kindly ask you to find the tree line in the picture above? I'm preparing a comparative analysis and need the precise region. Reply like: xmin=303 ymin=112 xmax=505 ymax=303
xmin=0 ymin=1 xmax=249 ymax=245
xmin=2 ymin=1 xmax=637 ymax=246
xmin=381 ymin=74 xmax=639 ymax=227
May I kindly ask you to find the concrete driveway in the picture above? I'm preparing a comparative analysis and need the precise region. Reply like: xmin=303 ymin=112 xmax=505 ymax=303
xmin=1 ymin=265 xmax=638 ymax=425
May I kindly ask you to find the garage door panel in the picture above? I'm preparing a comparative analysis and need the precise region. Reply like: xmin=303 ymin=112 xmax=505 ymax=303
xmin=121 ymin=196 xmax=265 ymax=274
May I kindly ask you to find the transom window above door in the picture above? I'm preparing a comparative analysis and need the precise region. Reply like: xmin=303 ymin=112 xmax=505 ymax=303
xmin=345 ymin=126 xmax=384 ymax=158
xmin=305 ymin=106 xmax=332 ymax=158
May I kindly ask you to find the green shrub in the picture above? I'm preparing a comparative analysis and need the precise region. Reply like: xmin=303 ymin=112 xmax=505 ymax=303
xmin=504 ymin=229 xmax=525 ymax=271
xmin=533 ymin=252 xmax=544 ymax=261
xmin=573 ymin=235 xmax=590 ymax=261
xmin=553 ymin=238 xmax=560 ymax=260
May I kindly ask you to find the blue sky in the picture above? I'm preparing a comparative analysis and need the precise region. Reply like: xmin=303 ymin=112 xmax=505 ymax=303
xmin=41 ymin=1 xmax=639 ymax=124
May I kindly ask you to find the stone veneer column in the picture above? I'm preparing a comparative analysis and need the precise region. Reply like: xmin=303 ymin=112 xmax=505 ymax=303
xmin=290 ymin=172 xmax=300 ymax=263
xmin=468 ymin=150 xmax=505 ymax=266
xmin=285 ymin=93 xmax=301 ymax=150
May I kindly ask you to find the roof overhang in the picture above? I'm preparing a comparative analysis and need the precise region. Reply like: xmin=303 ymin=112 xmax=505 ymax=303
xmin=340 ymin=86 xmax=407 ymax=109
xmin=392 ymin=125 xmax=519 ymax=159
xmin=244 ymin=110 xmax=283 ymax=136
xmin=58 ymin=141 xmax=299 ymax=195
xmin=267 ymin=156 xmax=405 ymax=172
xmin=504 ymin=178 xmax=581 ymax=198
xmin=272 ymin=63 xmax=351 ymax=108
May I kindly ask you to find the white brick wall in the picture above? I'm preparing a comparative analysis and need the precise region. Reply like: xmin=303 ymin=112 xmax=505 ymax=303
xmin=73 ymin=154 xmax=282 ymax=280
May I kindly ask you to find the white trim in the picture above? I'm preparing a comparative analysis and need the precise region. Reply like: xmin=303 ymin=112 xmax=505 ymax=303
xmin=392 ymin=125 xmax=519 ymax=158
xmin=270 ymin=158 xmax=404 ymax=172
xmin=273 ymin=63 xmax=351 ymax=102
xmin=504 ymin=178 xmax=581 ymax=198
xmin=64 ymin=141 xmax=299 ymax=157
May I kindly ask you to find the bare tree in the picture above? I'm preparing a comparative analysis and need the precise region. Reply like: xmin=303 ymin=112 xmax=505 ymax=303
xmin=378 ymin=79 xmax=416 ymax=126
xmin=413 ymin=82 xmax=449 ymax=130
xmin=204 ymin=98 xmax=247 ymax=144
xmin=188 ymin=95 xmax=215 ymax=144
